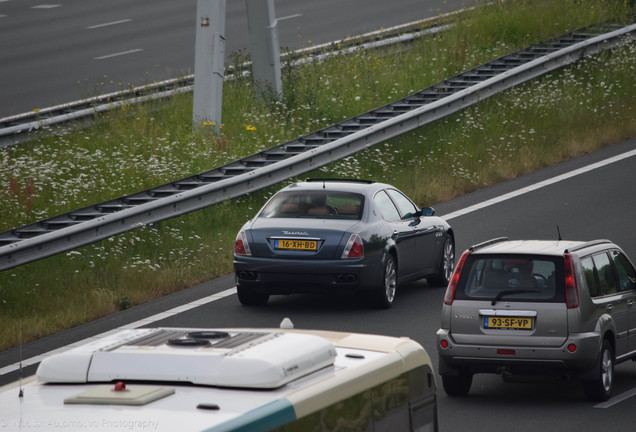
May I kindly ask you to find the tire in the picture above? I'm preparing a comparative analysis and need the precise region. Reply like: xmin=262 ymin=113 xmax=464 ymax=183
xmin=442 ymin=370 xmax=473 ymax=396
xmin=237 ymin=285 xmax=269 ymax=306
xmin=427 ymin=234 xmax=455 ymax=287
xmin=371 ymin=254 xmax=397 ymax=309
xmin=582 ymin=339 xmax=614 ymax=402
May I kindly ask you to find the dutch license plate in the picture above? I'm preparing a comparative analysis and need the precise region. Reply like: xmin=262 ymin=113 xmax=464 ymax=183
xmin=483 ymin=316 xmax=533 ymax=329
xmin=275 ymin=239 xmax=317 ymax=251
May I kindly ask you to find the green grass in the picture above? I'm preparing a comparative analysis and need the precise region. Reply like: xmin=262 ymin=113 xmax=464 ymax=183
xmin=1 ymin=0 xmax=635 ymax=350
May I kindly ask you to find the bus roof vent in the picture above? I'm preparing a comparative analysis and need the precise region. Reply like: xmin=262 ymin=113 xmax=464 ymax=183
xmin=36 ymin=328 xmax=337 ymax=389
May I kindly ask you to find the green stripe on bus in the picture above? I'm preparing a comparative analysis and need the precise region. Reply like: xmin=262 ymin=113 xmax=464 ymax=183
xmin=203 ymin=399 xmax=296 ymax=432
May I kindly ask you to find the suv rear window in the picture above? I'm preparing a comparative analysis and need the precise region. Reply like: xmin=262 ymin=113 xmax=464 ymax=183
xmin=455 ymin=254 xmax=565 ymax=303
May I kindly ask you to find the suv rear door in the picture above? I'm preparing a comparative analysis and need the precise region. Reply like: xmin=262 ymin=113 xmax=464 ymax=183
xmin=580 ymin=252 xmax=631 ymax=356
xmin=449 ymin=254 xmax=568 ymax=347
xmin=609 ymin=250 xmax=636 ymax=354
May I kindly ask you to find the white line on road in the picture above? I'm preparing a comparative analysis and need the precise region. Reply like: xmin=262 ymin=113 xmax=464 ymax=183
xmin=94 ymin=49 xmax=143 ymax=60
xmin=442 ymin=148 xmax=636 ymax=221
xmin=86 ymin=19 xmax=132 ymax=30
xmin=277 ymin=13 xmax=303 ymax=21
xmin=30 ymin=4 xmax=61 ymax=9
xmin=0 ymin=288 xmax=237 ymax=376
xmin=595 ymin=387 xmax=636 ymax=408
xmin=3 ymin=148 xmax=636 ymax=379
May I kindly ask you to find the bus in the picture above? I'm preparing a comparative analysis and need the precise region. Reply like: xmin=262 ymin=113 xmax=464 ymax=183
xmin=0 ymin=326 xmax=437 ymax=431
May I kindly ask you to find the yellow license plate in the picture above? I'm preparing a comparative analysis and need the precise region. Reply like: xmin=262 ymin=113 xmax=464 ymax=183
xmin=484 ymin=316 xmax=533 ymax=329
xmin=275 ymin=239 xmax=317 ymax=251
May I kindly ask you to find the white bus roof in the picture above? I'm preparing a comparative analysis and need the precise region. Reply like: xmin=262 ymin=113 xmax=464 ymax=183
xmin=0 ymin=327 xmax=432 ymax=432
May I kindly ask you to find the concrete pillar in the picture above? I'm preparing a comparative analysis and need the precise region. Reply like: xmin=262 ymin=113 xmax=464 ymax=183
xmin=193 ymin=0 xmax=226 ymax=132
xmin=246 ymin=0 xmax=282 ymax=100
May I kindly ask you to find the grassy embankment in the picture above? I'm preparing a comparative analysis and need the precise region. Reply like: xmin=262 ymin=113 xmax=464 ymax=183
xmin=1 ymin=0 xmax=635 ymax=350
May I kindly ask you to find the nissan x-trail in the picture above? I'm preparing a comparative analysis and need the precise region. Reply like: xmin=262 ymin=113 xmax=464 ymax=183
xmin=437 ymin=238 xmax=636 ymax=401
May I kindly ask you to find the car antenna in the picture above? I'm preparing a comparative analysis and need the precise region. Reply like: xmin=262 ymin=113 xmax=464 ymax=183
xmin=556 ymin=225 xmax=562 ymax=241
xmin=322 ymin=180 xmax=326 ymax=189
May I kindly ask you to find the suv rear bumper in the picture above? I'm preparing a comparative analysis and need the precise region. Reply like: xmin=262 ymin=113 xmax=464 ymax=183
xmin=436 ymin=328 xmax=601 ymax=375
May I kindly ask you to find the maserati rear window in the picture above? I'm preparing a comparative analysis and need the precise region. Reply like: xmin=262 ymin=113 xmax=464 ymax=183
xmin=260 ymin=191 xmax=364 ymax=220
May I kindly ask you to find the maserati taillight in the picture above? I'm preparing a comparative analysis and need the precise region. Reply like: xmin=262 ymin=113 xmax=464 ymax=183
xmin=341 ymin=234 xmax=364 ymax=259
xmin=234 ymin=231 xmax=252 ymax=256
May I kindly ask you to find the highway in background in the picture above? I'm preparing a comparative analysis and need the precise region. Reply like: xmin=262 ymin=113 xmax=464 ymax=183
xmin=0 ymin=0 xmax=472 ymax=118
xmin=2 ymin=138 xmax=635 ymax=430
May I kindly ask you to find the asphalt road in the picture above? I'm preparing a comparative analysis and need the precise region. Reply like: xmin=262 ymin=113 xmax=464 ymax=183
xmin=0 ymin=0 xmax=471 ymax=118
xmin=1 ymin=138 xmax=635 ymax=431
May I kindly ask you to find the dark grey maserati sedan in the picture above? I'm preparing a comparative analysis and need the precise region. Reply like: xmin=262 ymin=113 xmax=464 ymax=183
xmin=233 ymin=179 xmax=455 ymax=308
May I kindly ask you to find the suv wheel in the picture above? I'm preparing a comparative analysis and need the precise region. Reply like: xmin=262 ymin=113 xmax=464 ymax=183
xmin=427 ymin=235 xmax=455 ymax=287
xmin=371 ymin=254 xmax=397 ymax=309
xmin=237 ymin=285 xmax=269 ymax=306
xmin=582 ymin=339 xmax=614 ymax=402
xmin=442 ymin=370 xmax=473 ymax=396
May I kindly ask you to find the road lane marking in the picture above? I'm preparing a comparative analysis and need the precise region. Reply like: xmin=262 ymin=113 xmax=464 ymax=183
xmin=3 ymin=147 xmax=636 ymax=378
xmin=0 ymin=288 xmax=237 ymax=376
xmin=594 ymin=387 xmax=636 ymax=408
xmin=30 ymin=4 xmax=61 ymax=9
xmin=86 ymin=19 xmax=132 ymax=30
xmin=442 ymin=148 xmax=636 ymax=221
xmin=278 ymin=13 xmax=303 ymax=21
xmin=94 ymin=49 xmax=143 ymax=60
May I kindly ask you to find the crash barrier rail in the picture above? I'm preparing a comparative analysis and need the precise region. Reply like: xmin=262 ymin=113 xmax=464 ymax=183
xmin=0 ymin=19 xmax=634 ymax=271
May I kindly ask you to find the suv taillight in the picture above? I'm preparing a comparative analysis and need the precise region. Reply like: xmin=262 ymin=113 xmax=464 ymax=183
xmin=564 ymin=252 xmax=579 ymax=309
xmin=443 ymin=249 xmax=471 ymax=305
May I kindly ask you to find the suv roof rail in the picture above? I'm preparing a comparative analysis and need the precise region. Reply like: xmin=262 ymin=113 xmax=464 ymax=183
xmin=305 ymin=178 xmax=375 ymax=184
xmin=469 ymin=237 xmax=509 ymax=251
xmin=564 ymin=239 xmax=613 ymax=253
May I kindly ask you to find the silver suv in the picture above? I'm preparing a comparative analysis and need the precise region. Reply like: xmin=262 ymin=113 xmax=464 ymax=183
xmin=436 ymin=238 xmax=636 ymax=401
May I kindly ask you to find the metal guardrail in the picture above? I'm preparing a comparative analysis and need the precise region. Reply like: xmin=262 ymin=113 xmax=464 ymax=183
xmin=1 ymin=20 xmax=634 ymax=271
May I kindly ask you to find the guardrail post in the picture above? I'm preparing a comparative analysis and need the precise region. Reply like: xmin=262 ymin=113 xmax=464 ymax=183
xmin=246 ymin=0 xmax=282 ymax=100
xmin=193 ymin=0 xmax=226 ymax=132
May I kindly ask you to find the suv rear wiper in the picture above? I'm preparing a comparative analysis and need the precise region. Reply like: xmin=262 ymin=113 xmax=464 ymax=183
xmin=491 ymin=290 xmax=541 ymax=306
